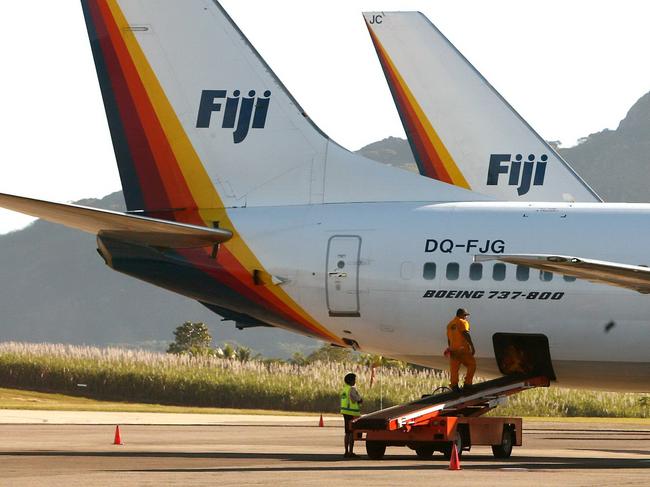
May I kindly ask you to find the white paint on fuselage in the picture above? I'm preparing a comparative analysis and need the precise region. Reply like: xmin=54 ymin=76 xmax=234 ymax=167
xmin=230 ymin=201 xmax=650 ymax=392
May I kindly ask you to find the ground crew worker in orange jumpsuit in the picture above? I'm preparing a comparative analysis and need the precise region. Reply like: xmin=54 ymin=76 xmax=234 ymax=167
xmin=340 ymin=372 xmax=363 ymax=458
xmin=446 ymin=308 xmax=476 ymax=392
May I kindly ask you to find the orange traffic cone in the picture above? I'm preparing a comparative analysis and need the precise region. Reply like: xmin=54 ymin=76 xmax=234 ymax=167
xmin=113 ymin=425 xmax=123 ymax=445
xmin=318 ymin=414 xmax=324 ymax=427
xmin=448 ymin=443 xmax=461 ymax=470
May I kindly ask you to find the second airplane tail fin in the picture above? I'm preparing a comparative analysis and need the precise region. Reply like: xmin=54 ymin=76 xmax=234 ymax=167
xmin=364 ymin=11 xmax=601 ymax=203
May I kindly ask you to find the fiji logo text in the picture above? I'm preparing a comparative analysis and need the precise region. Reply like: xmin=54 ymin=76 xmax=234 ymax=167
xmin=486 ymin=153 xmax=548 ymax=196
xmin=196 ymin=89 xmax=271 ymax=143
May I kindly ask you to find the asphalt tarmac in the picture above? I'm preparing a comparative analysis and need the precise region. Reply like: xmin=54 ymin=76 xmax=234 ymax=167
xmin=1 ymin=411 xmax=649 ymax=486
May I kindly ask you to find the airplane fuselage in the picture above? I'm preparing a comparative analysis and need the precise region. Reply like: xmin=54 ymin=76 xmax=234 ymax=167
xmin=95 ymin=200 xmax=650 ymax=392
xmin=223 ymin=201 xmax=650 ymax=392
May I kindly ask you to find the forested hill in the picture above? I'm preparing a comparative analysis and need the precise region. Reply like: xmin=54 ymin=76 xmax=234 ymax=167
xmin=560 ymin=92 xmax=650 ymax=202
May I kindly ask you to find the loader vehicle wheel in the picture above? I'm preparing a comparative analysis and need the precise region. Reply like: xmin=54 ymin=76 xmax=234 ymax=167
xmin=366 ymin=441 xmax=387 ymax=460
xmin=492 ymin=425 xmax=515 ymax=458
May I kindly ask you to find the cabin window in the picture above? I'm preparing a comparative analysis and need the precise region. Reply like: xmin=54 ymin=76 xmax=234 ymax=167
xmin=423 ymin=262 xmax=436 ymax=280
xmin=469 ymin=263 xmax=483 ymax=281
xmin=540 ymin=270 xmax=553 ymax=282
xmin=516 ymin=265 xmax=529 ymax=281
xmin=446 ymin=263 xmax=459 ymax=280
xmin=563 ymin=275 xmax=576 ymax=282
xmin=492 ymin=263 xmax=506 ymax=281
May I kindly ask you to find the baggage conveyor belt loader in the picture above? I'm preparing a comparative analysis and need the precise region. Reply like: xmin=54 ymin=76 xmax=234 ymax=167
xmin=352 ymin=333 xmax=556 ymax=460
xmin=352 ymin=374 xmax=550 ymax=460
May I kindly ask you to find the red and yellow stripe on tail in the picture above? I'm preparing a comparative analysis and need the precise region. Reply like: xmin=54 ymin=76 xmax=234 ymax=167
xmin=367 ymin=23 xmax=470 ymax=189
xmin=83 ymin=0 xmax=340 ymax=343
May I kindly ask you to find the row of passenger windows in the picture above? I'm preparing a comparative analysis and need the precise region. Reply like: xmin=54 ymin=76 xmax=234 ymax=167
xmin=422 ymin=262 xmax=576 ymax=282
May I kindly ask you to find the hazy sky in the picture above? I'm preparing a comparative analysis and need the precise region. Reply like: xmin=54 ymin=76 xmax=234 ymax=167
xmin=1 ymin=0 xmax=649 ymax=234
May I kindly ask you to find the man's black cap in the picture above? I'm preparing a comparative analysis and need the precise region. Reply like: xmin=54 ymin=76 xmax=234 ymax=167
xmin=344 ymin=373 xmax=356 ymax=385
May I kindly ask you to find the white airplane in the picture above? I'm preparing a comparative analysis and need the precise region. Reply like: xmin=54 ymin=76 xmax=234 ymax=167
xmin=1 ymin=0 xmax=649 ymax=393
xmin=363 ymin=11 xmax=601 ymax=203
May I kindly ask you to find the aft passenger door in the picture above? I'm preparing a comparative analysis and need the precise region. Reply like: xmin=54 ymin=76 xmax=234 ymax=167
xmin=326 ymin=235 xmax=361 ymax=317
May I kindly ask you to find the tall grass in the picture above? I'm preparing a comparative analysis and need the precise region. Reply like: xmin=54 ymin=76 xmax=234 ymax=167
xmin=0 ymin=342 xmax=647 ymax=417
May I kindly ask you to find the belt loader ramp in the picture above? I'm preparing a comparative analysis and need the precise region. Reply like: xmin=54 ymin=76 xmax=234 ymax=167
xmin=352 ymin=374 xmax=551 ymax=460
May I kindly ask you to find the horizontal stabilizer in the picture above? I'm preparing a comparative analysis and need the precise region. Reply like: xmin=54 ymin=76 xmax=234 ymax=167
xmin=0 ymin=193 xmax=232 ymax=248
xmin=476 ymin=254 xmax=650 ymax=294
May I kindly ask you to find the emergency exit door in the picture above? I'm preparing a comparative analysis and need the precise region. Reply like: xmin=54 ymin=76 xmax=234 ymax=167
xmin=326 ymin=236 xmax=361 ymax=317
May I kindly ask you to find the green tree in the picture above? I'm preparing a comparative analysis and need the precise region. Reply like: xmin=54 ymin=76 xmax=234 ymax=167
xmin=167 ymin=322 xmax=213 ymax=356
xmin=306 ymin=344 xmax=353 ymax=363
xmin=235 ymin=346 xmax=252 ymax=362
xmin=219 ymin=343 xmax=235 ymax=359
xmin=289 ymin=351 xmax=308 ymax=366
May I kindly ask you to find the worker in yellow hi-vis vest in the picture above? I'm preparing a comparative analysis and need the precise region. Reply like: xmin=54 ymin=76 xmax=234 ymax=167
xmin=340 ymin=372 xmax=363 ymax=458
xmin=445 ymin=308 xmax=476 ymax=393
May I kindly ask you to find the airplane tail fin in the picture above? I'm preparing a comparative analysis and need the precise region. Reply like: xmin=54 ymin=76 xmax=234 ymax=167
xmin=80 ymin=1 xmax=481 ymax=220
xmin=363 ymin=11 xmax=601 ymax=203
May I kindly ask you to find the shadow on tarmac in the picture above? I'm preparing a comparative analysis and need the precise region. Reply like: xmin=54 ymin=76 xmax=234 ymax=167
xmin=1 ymin=451 xmax=649 ymax=472
xmin=575 ymin=448 xmax=650 ymax=456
